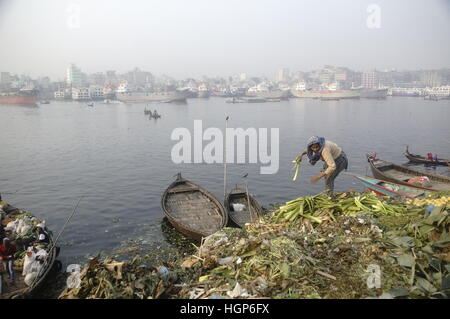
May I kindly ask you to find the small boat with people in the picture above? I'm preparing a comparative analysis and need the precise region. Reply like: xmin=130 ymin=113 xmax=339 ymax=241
xmin=352 ymin=174 xmax=430 ymax=198
xmin=224 ymin=185 xmax=264 ymax=228
xmin=0 ymin=198 xmax=58 ymax=299
xmin=367 ymin=154 xmax=450 ymax=191
xmin=404 ymin=146 xmax=450 ymax=166
xmin=160 ymin=174 xmax=228 ymax=241
xmin=144 ymin=107 xmax=161 ymax=119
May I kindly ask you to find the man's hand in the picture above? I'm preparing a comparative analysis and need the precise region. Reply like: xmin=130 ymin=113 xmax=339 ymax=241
xmin=295 ymin=151 xmax=306 ymax=162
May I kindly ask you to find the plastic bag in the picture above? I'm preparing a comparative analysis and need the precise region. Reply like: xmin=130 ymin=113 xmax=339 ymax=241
xmin=232 ymin=203 xmax=246 ymax=212
xmin=407 ymin=176 xmax=432 ymax=188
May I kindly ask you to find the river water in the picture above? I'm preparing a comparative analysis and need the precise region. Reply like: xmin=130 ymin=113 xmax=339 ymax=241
xmin=1 ymin=97 xmax=449 ymax=267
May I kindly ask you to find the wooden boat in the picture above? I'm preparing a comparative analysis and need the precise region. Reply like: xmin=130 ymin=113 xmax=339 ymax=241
xmin=225 ymin=185 xmax=264 ymax=228
xmin=404 ymin=146 xmax=450 ymax=166
xmin=0 ymin=202 xmax=58 ymax=299
xmin=161 ymin=174 xmax=228 ymax=241
xmin=352 ymin=174 xmax=430 ymax=198
xmin=367 ymin=154 xmax=450 ymax=191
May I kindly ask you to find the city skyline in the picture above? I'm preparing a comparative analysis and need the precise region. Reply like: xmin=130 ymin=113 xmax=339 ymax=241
xmin=2 ymin=63 xmax=450 ymax=84
xmin=0 ymin=0 xmax=449 ymax=80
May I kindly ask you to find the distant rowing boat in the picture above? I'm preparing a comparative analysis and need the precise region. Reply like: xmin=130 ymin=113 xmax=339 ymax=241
xmin=404 ymin=146 xmax=450 ymax=166
xmin=367 ymin=154 xmax=450 ymax=191
xmin=160 ymin=174 xmax=228 ymax=241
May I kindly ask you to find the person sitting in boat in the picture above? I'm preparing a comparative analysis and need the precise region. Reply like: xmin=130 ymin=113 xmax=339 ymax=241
xmin=295 ymin=136 xmax=348 ymax=195
xmin=427 ymin=153 xmax=433 ymax=160
xmin=0 ymin=238 xmax=17 ymax=284
xmin=433 ymin=154 xmax=438 ymax=162
xmin=34 ymin=224 xmax=50 ymax=247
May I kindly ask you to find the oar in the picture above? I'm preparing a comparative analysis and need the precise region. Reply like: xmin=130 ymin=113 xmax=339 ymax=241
xmin=223 ymin=116 xmax=229 ymax=200
xmin=50 ymin=195 xmax=84 ymax=251
xmin=30 ymin=195 xmax=84 ymax=288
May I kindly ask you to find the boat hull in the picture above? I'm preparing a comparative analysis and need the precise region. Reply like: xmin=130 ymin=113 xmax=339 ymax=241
xmin=116 ymin=91 xmax=188 ymax=102
xmin=367 ymin=154 xmax=450 ymax=191
xmin=0 ymin=203 xmax=57 ymax=299
xmin=290 ymin=89 xmax=360 ymax=99
xmin=0 ymin=90 xmax=38 ymax=105
xmin=197 ymin=91 xmax=211 ymax=98
xmin=161 ymin=174 xmax=227 ymax=241
xmin=353 ymin=175 xmax=429 ymax=198
xmin=225 ymin=187 xmax=264 ymax=228
xmin=246 ymin=90 xmax=289 ymax=99
xmin=353 ymin=88 xmax=388 ymax=99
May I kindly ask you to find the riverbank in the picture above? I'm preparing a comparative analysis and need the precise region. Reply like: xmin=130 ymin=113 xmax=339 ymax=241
xmin=58 ymin=191 xmax=449 ymax=299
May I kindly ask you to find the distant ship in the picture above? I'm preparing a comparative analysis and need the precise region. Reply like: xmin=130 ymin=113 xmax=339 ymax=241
xmin=290 ymin=82 xmax=360 ymax=99
xmin=0 ymin=88 xmax=38 ymax=105
xmin=246 ymin=83 xmax=289 ymax=99
xmin=115 ymin=83 xmax=188 ymax=102
xmin=424 ymin=85 xmax=450 ymax=99
xmin=389 ymin=87 xmax=424 ymax=97
xmin=351 ymin=87 xmax=388 ymax=99
xmin=197 ymin=83 xmax=211 ymax=98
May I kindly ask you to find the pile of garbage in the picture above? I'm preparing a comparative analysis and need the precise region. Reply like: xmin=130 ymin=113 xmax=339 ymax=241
xmin=58 ymin=255 xmax=195 ymax=299
xmin=173 ymin=191 xmax=449 ymax=299
xmin=58 ymin=191 xmax=449 ymax=299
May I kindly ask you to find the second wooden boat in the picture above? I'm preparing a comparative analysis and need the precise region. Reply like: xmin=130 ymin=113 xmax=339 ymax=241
xmin=367 ymin=154 xmax=450 ymax=191
xmin=160 ymin=174 xmax=228 ymax=241
xmin=404 ymin=146 xmax=450 ymax=166
xmin=225 ymin=185 xmax=264 ymax=228
xmin=0 ymin=202 xmax=58 ymax=299
xmin=352 ymin=174 xmax=430 ymax=198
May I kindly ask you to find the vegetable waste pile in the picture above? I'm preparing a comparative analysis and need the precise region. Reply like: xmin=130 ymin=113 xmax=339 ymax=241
xmin=59 ymin=192 xmax=449 ymax=299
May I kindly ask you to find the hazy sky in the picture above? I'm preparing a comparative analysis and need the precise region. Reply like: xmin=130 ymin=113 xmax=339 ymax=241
xmin=0 ymin=0 xmax=449 ymax=80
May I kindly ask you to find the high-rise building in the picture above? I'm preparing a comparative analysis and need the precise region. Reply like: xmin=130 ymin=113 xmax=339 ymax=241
xmin=66 ymin=64 xmax=83 ymax=88
xmin=276 ymin=68 xmax=290 ymax=83
xmin=362 ymin=71 xmax=379 ymax=88
xmin=1 ymin=72 xmax=11 ymax=86
xmin=421 ymin=71 xmax=442 ymax=87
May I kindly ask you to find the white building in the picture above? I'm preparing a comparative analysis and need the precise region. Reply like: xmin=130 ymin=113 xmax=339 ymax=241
xmin=54 ymin=90 xmax=66 ymax=99
xmin=89 ymin=85 xmax=104 ymax=100
xmin=72 ymin=87 xmax=90 ymax=100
